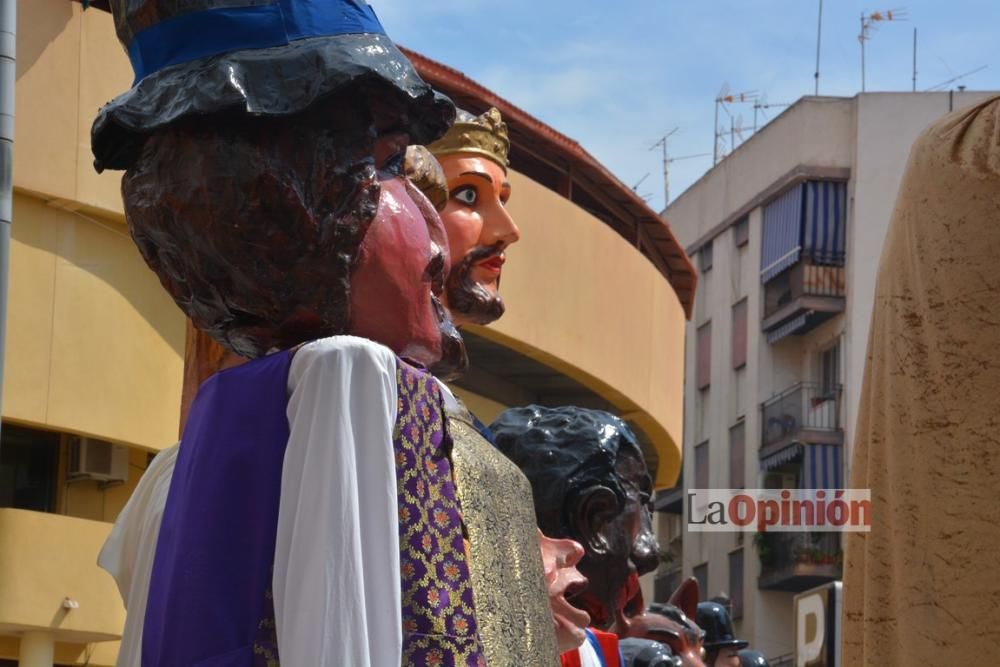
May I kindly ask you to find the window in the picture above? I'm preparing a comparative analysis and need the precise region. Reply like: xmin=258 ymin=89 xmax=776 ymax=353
xmin=693 ymin=563 xmax=709 ymax=601
xmin=729 ymin=422 xmax=745 ymax=489
xmin=820 ymin=341 xmax=841 ymax=393
xmin=699 ymin=239 xmax=714 ymax=273
xmin=731 ymin=299 xmax=748 ymax=369
xmin=0 ymin=424 xmax=60 ymax=513
xmin=734 ymin=216 xmax=749 ymax=247
xmin=694 ymin=441 xmax=709 ymax=490
xmin=696 ymin=322 xmax=712 ymax=390
xmin=729 ymin=549 xmax=745 ymax=619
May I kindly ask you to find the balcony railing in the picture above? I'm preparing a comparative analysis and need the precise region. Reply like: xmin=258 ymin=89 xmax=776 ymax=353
xmin=762 ymin=262 xmax=846 ymax=342
xmin=755 ymin=531 xmax=842 ymax=592
xmin=761 ymin=383 xmax=842 ymax=450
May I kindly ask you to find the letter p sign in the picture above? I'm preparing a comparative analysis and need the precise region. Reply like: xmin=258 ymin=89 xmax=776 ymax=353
xmin=794 ymin=582 xmax=840 ymax=666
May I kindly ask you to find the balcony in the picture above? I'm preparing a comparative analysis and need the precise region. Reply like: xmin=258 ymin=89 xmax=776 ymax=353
xmin=0 ymin=509 xmax=123 ymax=643
xmin=762 ymin=262 xmax=845 ymax=343
xmin=755 ymin=531 xmax=842 ymax=592
xmin=761 ymin=382 xmax=842 ymax=453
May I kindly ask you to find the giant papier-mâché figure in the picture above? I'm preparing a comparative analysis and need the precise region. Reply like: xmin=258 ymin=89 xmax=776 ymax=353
xmin=492 ymin=406 xmax=664 ymax=666
xmin=403 ymin=107 xmax=570 ymax=663
xmin=492 ymin=406 xmax=713 ymax=667
xmin=93 ymin=1 xmax=556 ymax=665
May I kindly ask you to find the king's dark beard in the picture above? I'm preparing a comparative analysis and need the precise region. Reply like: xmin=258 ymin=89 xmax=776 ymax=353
xmin=444 ymin=243 xmax=506 ymax=326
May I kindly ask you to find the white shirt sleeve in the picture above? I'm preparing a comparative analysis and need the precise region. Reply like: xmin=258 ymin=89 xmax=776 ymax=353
xmin=273 ymin=336 xmax=401 ymax=667
xmin=97 ymin=443 xmax=179 ymax=667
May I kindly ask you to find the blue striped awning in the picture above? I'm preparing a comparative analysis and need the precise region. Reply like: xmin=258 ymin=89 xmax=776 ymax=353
xmin=760 ymin=443 xmax=803 ymax=471
xmin=803 ymin=181 xmax=847 ymax=266
xmin=760 ymin=184 xmax=804 ymax=283
xmin=765 ymin=313 xmax=809 ymax=344
xmin=801 ymin=444 xmax=843 ymax=489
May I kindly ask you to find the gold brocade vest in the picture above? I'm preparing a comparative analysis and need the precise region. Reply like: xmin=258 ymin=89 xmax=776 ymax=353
xmin=446 ymin=402 xmax=561 ymax=667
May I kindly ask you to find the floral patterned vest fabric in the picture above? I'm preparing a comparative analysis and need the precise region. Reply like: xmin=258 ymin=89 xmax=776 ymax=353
xmin=393 ymin=362 xmax=487 ymax=666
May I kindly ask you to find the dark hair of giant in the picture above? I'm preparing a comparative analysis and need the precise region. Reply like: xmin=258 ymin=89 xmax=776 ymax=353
xmin=121 ymin=83 xmax=404 ymax=358
xmin=491 ymin=405 xmax=644 ymax=539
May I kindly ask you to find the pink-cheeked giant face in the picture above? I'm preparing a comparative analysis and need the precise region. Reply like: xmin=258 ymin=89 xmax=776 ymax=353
xmin=349 ymin=175 xmax=466 ymax=378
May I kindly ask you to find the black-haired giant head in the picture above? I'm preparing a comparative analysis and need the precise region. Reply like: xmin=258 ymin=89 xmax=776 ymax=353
xmin=491 ymin=405 xmax=659 ymax=631
xmin=95 ymin=0 xmax=466 ymax=375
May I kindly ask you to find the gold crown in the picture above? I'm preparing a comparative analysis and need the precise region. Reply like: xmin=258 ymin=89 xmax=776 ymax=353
xmin=427 ymin=107 xmax=510 ymax=170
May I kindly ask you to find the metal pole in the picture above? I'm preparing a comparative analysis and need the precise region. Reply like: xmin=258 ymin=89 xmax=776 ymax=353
xmin=860 ymin=13 xmax=866 ymax=93
xmin=661 ymin=139 xmax=669 ymax=207
xmin=912 ymin=28 xmax=917 ymax=92
xmin=712 ymin=99 xmax=719 ymax=164
xmin=814 ymin=0 xmax=823 ymax=95
xmin=0 ymin=0 xmax=15 ymax=443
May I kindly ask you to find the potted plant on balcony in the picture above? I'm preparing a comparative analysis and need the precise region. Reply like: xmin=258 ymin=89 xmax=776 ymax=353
xmin=754 ymin=532 xmax=776 ymax=568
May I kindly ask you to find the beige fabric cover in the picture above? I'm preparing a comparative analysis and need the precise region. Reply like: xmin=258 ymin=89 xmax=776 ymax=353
xmin=843 ymin=95 xmax=1000 ymax=664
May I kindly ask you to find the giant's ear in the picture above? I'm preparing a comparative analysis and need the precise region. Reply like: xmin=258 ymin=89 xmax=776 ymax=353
xmin=669 ymin=576 xmax=700 ymax=621
xmin=570 ymin=485 xmax=620 ymax=556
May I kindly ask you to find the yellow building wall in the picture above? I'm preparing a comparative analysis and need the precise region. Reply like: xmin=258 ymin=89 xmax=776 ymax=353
xmin=0 ymin=625 xmax=121 ymax=667
xmin=482 ymin=171 xmax=687 ymax=487
xmin=6 ymin=0 xmax=184 ymax=448
xmin=0 ymin=510 xmax=124 ymax=657
xmin=14 ymin=0 xmax=131 ymax=218
xmin=2 ymin=193 xmax=185 ymax=451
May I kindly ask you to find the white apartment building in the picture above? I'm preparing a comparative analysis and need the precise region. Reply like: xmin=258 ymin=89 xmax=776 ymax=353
xmin=653 ymin=91 xmax=998 ymax=661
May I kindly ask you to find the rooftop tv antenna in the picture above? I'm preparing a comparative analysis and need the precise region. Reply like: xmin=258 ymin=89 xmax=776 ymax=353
xmin=714 ymin=86 xmax=758 ymax=164
xmin=650 ymin=130 xmax=710 ymax=207
xmin=662 ymin=152 xmax=711 ymax=206
xmin=631 ymin=173 xmax=653 ymax=202
xmin=650 ymin=129 xmax=679 ymax=207
xmin=726 ymin=114 xmax=748 ymax=154
xmin=925 ymin=64 xmax=988 ymax=92
xmin=632 ymin=173 xmax=650 ymax=192
xmin=858 ymin=8 xmax=907 ymax=92
xmin=752 ymin=96 xmax=793 ymax=133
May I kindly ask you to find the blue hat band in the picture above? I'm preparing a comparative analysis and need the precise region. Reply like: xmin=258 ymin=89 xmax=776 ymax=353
xmin=126 ymin=0 xmax=386 ymax=84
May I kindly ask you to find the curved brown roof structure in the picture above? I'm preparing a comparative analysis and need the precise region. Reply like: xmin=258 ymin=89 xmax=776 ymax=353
xmin=401 ymin=48 xmax=696 ymax=317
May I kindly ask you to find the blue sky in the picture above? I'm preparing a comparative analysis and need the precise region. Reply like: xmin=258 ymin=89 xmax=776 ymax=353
xmin=373 ymin=0 xmax=1000 ymax=212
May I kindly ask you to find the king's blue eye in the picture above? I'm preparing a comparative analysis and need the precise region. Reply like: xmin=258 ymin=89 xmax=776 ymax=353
xmin=453 ymin=185 xmax=477 ymax=205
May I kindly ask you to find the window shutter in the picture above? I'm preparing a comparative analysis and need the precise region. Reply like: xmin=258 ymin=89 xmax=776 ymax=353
xmin=729 ymin=422 xmax=745 ymax=489
xmin=731 ymin=300 xmax=748 ymax=369
xmin=697 ymin=322 xmax=712 ymax=389
xmin=729 ymin=549 xmax=744 ymax=619
xmin=695 ymin=442 xmax=709 ymax=490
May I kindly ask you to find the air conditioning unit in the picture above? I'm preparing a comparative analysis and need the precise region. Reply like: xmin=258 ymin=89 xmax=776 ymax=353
xmin=763 ymin=472 xmax=797 ymax=490
xmin=68 ymin=436 xmax=129 ymax=483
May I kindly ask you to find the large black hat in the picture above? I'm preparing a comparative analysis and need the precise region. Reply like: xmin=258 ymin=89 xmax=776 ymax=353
xmin=738 ymin=649 xmax=770 ymax=667
xmin=92 ymin=0 xmax=455 ymax=171
xmin=696 ymin=601 xmax=749 ymax=651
